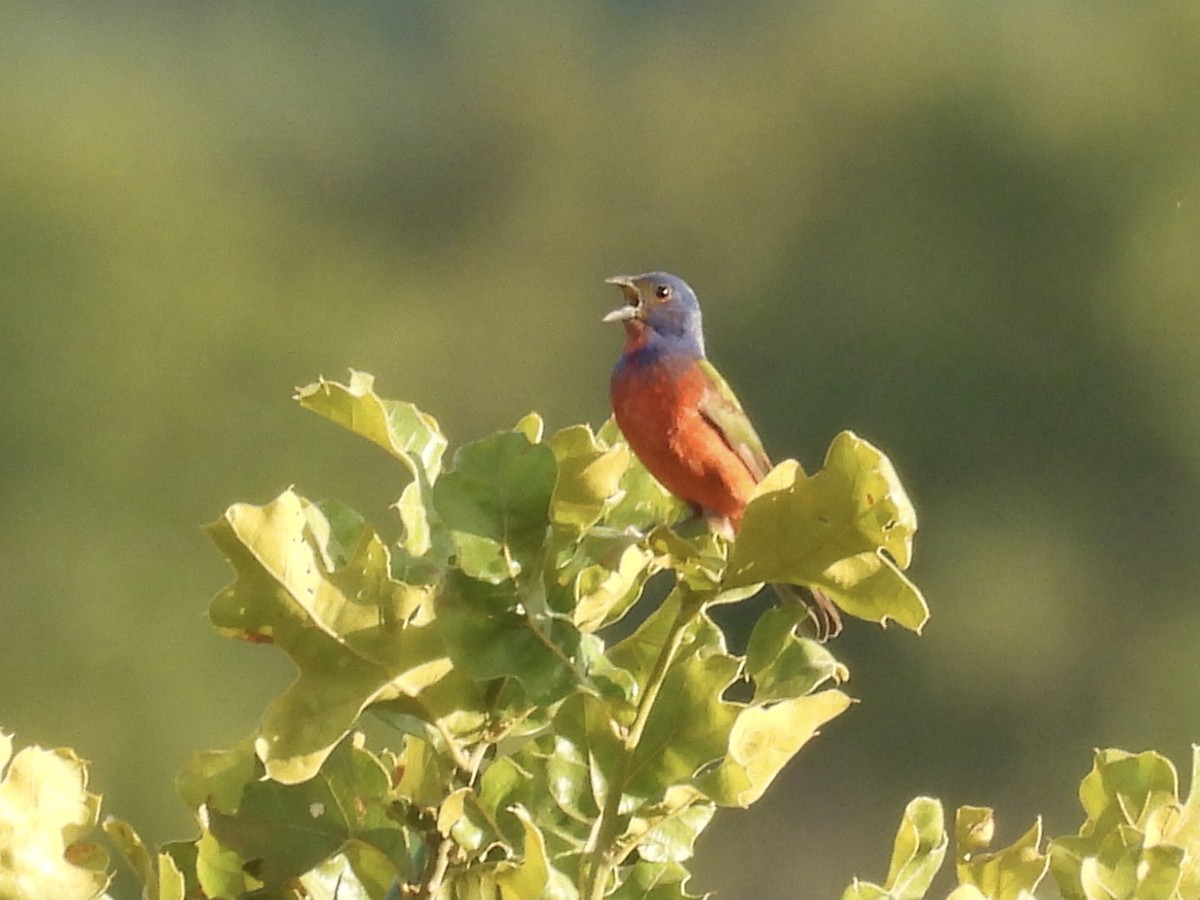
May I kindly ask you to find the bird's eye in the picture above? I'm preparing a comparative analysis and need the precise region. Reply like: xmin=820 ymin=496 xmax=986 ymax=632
xmin=654 ymin=285 xmax=671 ymax=299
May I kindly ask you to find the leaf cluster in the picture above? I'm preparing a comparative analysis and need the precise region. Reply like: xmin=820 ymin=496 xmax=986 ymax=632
xmin=119 ymin=370 xmax=921 ymax=899
xmin=6 ymin=373 xmax=1191 ymax=900
xmin=843 ymin=746 xmax=1200 ymax=900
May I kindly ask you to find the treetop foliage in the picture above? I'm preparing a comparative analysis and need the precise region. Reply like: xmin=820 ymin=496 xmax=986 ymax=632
xmin=2 ymin=373 xmax=1193 ymax=900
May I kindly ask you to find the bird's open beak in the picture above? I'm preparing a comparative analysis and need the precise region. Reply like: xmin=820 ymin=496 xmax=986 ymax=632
xmin=603 ymin=275 xmax=640 ymax=323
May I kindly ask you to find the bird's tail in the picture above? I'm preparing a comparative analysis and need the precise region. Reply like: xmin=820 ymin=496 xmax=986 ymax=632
xmin=772 ymin=582 xmax=843 ymax=642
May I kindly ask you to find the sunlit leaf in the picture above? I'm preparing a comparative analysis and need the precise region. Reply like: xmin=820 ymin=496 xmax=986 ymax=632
xmin=632 ymin=797 xmax=714 ymax=864
xmin=954 ymin=807 xmax=1049 ymax=900
xmin=1049 ymin=747 xmax=1199 ymax=900
xmin=597 ymin=418 xmax=687 ymax=531
xmin=548 ymin=423 xmax=632 ymax=532
xmin=0 ymin=738 xmax=112 ymax=900
xmin=296 ymin=371 xmax=447 ymax=480
xmin=206 ymin=490 xmax=453 ymax=782
xmin=100 ymin=817 xmax=154 ymax=894
xmin=157 ymin=851 xmax=186 ymax=900
xmin=494 ymin=806 xmax=550 ymax=900
xmin=843 ymin=797 xmax=947 ymax=900
xmin=552 ymin=692 xmax=624 ymax=817
xmin=697 ymin=690 xmax=852 ymax=808
xmin=611 ymin=860 xmax=701 ymax=900
xmin=886 ymin=797 xmax=948 ymax=899
xmin=728 ymin=431 xmax=928 ymax=632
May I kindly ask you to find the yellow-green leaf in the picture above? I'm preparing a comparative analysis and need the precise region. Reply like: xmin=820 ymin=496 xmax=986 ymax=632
xmin=548 ymin=423 xmax=631 ymax=531
xmin=954 ymin=807 xmax=1049 ymax=900
xmin=698 ymin=690 xmax=852 ymax=807
xmin=728 ymin=431 xmax=928 ymax=632
xmin=296 ymin=371 xmax=447 ymax=480
xmin=206 ymin=490 xmax=453 ymax=783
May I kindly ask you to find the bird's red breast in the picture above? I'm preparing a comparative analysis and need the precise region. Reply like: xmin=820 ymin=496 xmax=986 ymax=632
xmin=611 ymin=353 xmax=758 ymax=527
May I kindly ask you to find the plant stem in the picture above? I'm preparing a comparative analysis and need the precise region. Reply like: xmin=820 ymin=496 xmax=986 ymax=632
xmin=582 ymin=585 xmax=703 ymax=900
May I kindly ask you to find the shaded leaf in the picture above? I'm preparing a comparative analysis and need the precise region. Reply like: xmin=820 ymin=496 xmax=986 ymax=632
xmin=433 ymin=430 xmax=556 ymax=583
xmin=745 ymin=603 xmax=848 ymax=702
xmin=627 ymin=653 xmax=742 ymax=801
xmin=205 ymin=736 xmax=425 ymax=889
xmin=439 ymin=571 xmax=584 ymax=705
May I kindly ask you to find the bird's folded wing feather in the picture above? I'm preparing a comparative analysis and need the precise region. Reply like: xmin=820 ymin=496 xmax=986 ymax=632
xmin=696 ymin=358 xmax=773 ymax=481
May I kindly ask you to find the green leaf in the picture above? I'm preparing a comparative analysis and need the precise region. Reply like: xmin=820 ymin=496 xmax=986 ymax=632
xmin=194 ymin=826 xmax=251 ymax=899
xmin=101 ymin=817 xmax=155 ymax=896
xmin=297 ymin=852 xmax=381 ymax=900
xmin=206 ymin=490 xmax=454 ymax=782
xmin=391 ymin=735 xmax=457 ymax=810
xmin=438 ymin=571 xmax=584 ymax=705
xmin=205 ymin=736 xmax=425 ymax=889
xmin=494 ymin=806 xmax=551 ymax=900
xmin=611 ymin=860 xmax=701 ymax=900
xmin=551 ymin=692 xmax=625 ymax=819
xmin=548 ymin=423 xmax=632 ymax=532
xmin=626 ymin=653 xmax=742 ymax=801
xmin=728 ymin=431 xmax=928 ymax=632
xmin=296 ymin=371 xmax=447 ymax=480
xmin=433 ymin=429 xmax=556 ymax=583
xmin=745 ymin=603 xmax=848 ymax=702
xmin=157 ymin=851 xmax=186 ymax=900
xmin=954 ymin=807 xmax=1049 ymax=900
xmin=596 ymin=418 xmax=687 ymax=531
xmin=697 ymin=690 xmax=853 ymax=808
xmin=631 ymin=794 xmax=715 ymax=864
xmin=1049 ymin=748 xmax=1196 ymax=900
xmin=885 ymin=797 xmax=948 ymax=899
xmin=844 ymin=797 xmax=947 ymax=900
xmin=297 ymin=373 xmax=450 ymax=559
xmin=0 ymin=737 xmax=112 ymax=900
xmin=570 ymin=539 xmax=655 ymax=634
xmin=176 ymin=738 xmax=258 ymax=813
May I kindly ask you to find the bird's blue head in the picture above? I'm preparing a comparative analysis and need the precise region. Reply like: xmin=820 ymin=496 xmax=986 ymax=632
xmin=603 ymin=271 xmax=706 ymax=359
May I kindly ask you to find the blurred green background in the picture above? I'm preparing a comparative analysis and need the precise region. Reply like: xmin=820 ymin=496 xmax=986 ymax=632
xmin=2 ymin=3 xmax=1196 ymax=898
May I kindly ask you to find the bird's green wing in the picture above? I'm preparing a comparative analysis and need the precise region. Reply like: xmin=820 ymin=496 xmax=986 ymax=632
xmin=696 ymin=358 xmax=773 ymax=480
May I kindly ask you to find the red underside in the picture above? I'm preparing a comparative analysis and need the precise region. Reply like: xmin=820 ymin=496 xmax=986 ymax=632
xmin=611 ymin=356 xmax=758 ymax=529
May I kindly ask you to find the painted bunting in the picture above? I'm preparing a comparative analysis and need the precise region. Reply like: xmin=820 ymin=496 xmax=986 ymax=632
xmin=604 ymin=271 xmax=843 ymax=640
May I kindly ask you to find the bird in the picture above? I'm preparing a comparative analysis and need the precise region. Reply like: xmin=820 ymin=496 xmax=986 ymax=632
xmin=604 ymin=271 xmax=842 ymax=640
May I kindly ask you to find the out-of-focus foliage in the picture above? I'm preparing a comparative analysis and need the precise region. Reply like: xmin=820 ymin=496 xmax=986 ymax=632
xmin=841 ymin=747 xmax=1200 ymax=900
xmin=2 ymin=3 xmax=1196 ymax=899
xmin=0 ymin=733 xmax=113 ymax=900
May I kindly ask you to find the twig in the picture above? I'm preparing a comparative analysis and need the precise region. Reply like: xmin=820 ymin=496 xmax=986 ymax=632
xmin=581 ymin=585 xmax=703 ymax=900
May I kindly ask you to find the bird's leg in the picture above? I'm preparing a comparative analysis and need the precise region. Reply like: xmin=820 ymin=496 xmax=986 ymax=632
xmin=803 ymin=587 xmax=844 ymax=642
